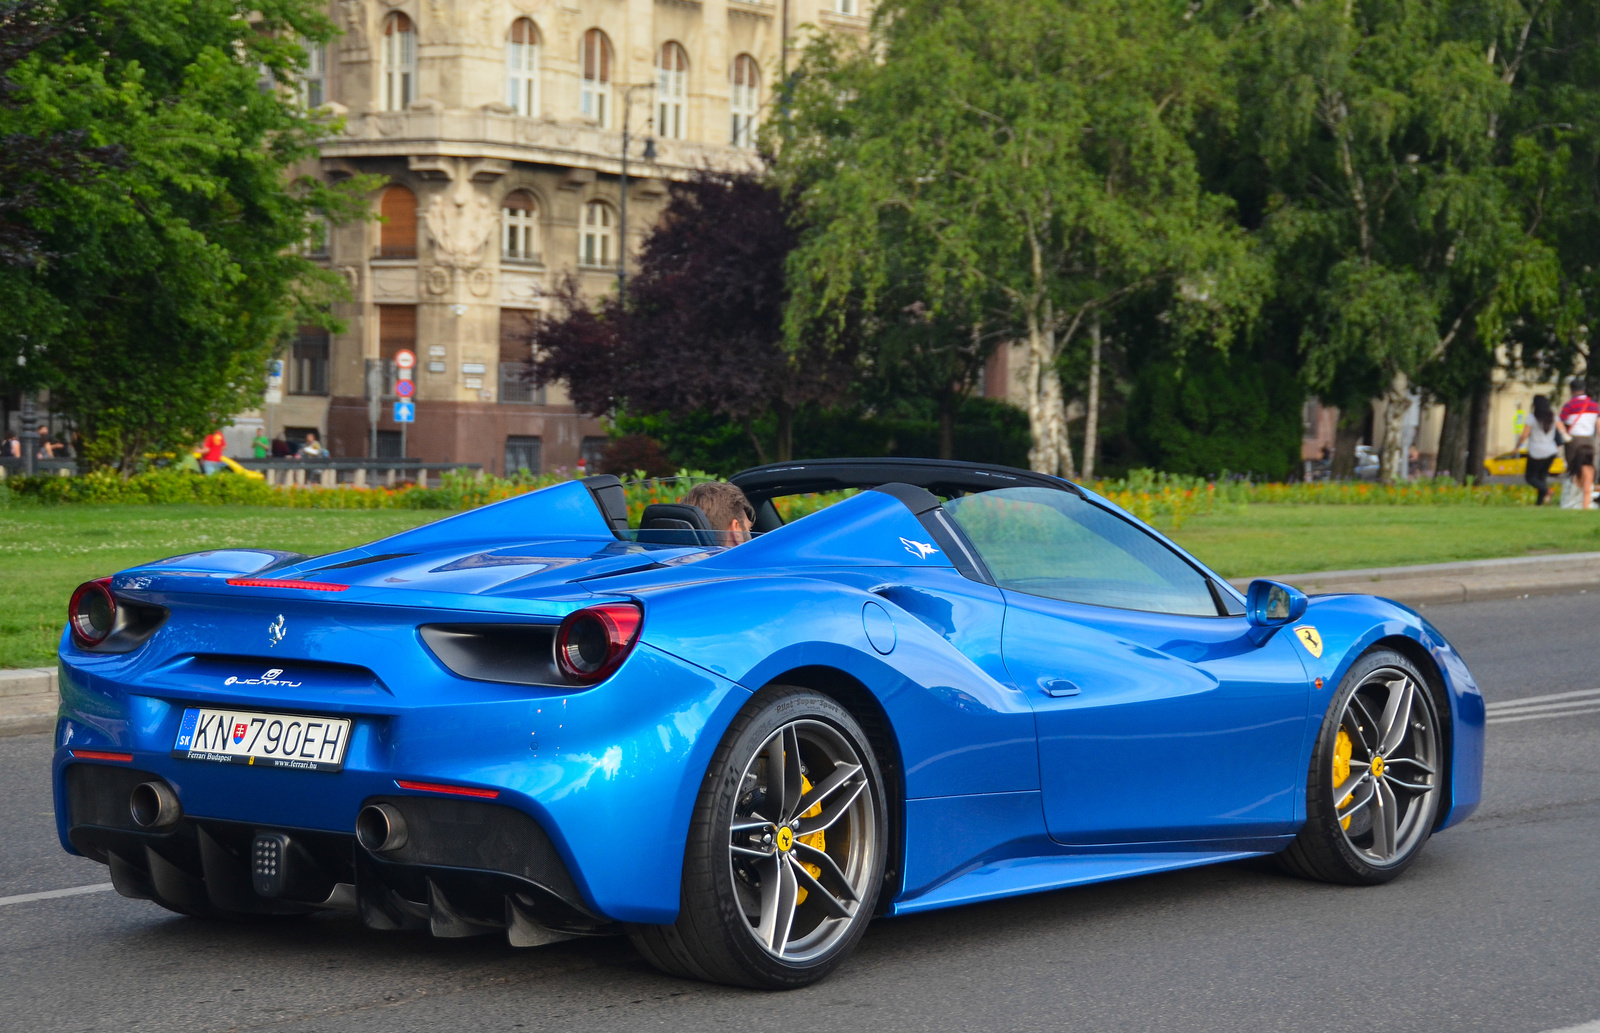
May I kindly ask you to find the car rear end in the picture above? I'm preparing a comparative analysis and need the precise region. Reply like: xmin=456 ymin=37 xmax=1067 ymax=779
xmin=52 ymin=551 xmax=751 ymax=940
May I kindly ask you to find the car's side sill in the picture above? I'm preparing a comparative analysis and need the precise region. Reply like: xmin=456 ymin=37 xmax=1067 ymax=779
xmin=888 ymin=849 xmax=1280 ymax=916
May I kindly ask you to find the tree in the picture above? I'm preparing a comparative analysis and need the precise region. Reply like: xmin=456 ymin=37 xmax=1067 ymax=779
xmin=529 ymin=172 xmax=852 ymax=464
xmin=779 ymin=0 xmax=1265 ymax=478
xmin=1231 ymin=0 xmax=1570 ymax=482
xmin=0 ymin=0 xmax=363 ymax=471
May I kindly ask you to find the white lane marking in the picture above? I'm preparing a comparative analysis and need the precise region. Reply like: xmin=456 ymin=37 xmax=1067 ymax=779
xmin=1486 ymin=699 xmax=1600 ymax=718
xmin=1535 ymin=1022 xmax=1600 ymax=1033
xmin=1489 ymin=704 xmax=1600 ymax=726
xmin=1486 ymin=687 xmax=1600 ymax=711
xmin=0 ymin=882 xmax=114 ymax=908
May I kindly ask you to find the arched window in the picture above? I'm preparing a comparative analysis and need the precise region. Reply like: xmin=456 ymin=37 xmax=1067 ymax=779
xmin=580 ymin=28 xmax=612 ymax=128
xmin=656 ymin=42 xmax=688 ymax=140
xmin=379 ymin=184 xmax=417 ymax=259
xmin=506 ymin=18 xmax=540 ymax=116
xmin=580 ymin=201 xmax=614 ymax=268
xmin=382 ymin=13 xmax=415 ymax=112
xmin=301 ymin=39 xmax=327 ymax=108
xmin=730 ymin=54 xmax=759 ymax=148
xmin=502 ymin=191 xmax=538 ymax=261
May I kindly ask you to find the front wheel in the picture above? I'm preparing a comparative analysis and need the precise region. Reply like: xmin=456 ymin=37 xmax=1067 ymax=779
xmin=1279 ymin=649 xmax=1443 ymax=885
xmin=628 ymin=686 xmax=887 ymax=988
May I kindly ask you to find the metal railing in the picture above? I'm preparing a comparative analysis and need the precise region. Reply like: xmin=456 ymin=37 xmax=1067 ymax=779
xmin=233 ymin=459 xmax=483 ymax=488
xmin=0 ymin=458 xmax=78 ymax=478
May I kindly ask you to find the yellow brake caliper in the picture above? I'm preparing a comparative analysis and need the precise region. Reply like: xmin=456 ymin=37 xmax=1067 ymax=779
xmin=794 ymin=775 xmax=826 ymax=905
xmin=1333 ymin=728 xmax=1354 ymax=830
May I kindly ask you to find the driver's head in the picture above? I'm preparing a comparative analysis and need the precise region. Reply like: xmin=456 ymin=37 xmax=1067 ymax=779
xmin=681 ymin=481 xmax=755 ymax=546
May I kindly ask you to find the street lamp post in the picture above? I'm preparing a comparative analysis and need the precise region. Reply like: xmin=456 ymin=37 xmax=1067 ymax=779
xmin=617 ymin=82 xmax=657 ymax=297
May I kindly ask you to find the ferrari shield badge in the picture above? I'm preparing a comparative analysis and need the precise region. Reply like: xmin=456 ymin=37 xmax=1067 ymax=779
xmin=1293 ymin=625 xmax=1323 ymax=658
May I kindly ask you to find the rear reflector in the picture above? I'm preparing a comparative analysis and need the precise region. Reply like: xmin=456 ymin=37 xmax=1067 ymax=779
xmin=394 ymin=779 xmax=500 ymax=799
xmin=70 ymin=750 xmax=134 ymax=762
xmin=226 ymin=578 xmax=348 ymax=592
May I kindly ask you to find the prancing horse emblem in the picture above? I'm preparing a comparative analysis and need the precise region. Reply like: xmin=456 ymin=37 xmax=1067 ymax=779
xmin=267 ymin=614 xmax=286 ymax=648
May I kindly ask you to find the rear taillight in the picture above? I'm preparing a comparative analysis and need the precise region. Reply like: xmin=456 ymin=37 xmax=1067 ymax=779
xmin=68 ymin=578 xmax=116 ymax=647
xmin=554 ymin=602 xmax=642 ymax=683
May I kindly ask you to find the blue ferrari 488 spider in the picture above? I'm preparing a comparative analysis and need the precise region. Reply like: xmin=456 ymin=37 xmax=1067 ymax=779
xmin=51 ymin=459 xmax=1484 ymax=987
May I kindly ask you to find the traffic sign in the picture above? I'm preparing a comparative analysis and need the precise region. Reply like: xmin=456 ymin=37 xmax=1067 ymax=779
xmin=393 ymin=401 xmax=414 ymax=423
xmin=397 ymin=366 xmax=413 ymax=382
xmin=395 ymin=380 xmax=415 ymax=398
xmin=394 ymin=349 xmax=416 ymax=370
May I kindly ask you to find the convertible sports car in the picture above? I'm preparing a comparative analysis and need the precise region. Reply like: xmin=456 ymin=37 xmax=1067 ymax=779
xmin=51 ymin=458 xmax=1484 ymax=988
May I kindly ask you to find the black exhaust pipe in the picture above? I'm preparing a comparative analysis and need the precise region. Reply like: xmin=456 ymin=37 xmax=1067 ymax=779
xmin=129 ymin=781 xmax=182 ymax=828
xmin=356 ymin=803 xmax=408 ymax=853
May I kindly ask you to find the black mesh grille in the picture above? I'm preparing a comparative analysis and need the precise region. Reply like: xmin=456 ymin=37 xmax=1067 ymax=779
xmin=65 ymin=763 xmax=161 ymax=830
xmin=368 ymin=795 xmax=579 ymax=902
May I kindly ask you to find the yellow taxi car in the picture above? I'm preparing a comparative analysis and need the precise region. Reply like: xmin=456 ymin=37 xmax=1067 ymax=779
xmin=1484 ymin=450 xmax=1566 ymax=478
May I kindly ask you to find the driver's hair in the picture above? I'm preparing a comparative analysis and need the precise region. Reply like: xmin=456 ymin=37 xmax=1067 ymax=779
xmin=681 ymin=481 xmax=754 ymax=533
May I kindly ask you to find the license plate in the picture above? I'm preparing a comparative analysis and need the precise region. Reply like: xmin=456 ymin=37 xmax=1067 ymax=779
xmin=173 ymin=707 xmax=351 ymax=772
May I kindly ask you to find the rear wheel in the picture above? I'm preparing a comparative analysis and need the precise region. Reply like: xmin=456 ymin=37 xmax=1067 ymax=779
xmin=1279 ymin=649 xmax=1442 ymax=885
xmin=628 ymin=686 xmax=886 ymax=988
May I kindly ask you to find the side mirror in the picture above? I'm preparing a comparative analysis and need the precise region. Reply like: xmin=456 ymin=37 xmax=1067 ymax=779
xmin=1246 ymin=579 xmax=1308 ymax=628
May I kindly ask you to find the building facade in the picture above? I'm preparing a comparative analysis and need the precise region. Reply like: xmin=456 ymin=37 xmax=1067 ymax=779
xmin=234 ymin=0 xmax=871 ymax=475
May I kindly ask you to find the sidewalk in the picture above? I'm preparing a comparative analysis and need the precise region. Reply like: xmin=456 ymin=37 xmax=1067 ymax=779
xmin=1227 ymin=550 xmax=1600 ymax=607
xmin=4 ymin=551 xmax=1598 ymax=738
xmin=0 ymin=667 xmax=57 ymax=737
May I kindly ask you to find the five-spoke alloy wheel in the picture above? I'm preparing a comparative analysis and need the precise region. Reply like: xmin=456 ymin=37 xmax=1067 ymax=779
xmin=628 ymin=686 xmax=887 ymax=988
xmin=1280 ymin=649 xmax=1443 ymax=884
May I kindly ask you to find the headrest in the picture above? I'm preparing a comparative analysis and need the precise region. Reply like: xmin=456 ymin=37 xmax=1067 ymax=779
xmin=638 ymin=503 xmax=717 ymax=546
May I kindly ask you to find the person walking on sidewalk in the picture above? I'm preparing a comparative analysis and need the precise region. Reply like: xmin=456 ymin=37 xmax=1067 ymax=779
xmin=1559 ymin=379 xmax=1599 ymax=509
xmin=1514 ymin=394 xmax=1568 ymax=505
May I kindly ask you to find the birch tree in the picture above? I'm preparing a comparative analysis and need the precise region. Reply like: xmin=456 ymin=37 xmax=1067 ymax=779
xmin=779 ymin=0 xmax=1263 ymax=478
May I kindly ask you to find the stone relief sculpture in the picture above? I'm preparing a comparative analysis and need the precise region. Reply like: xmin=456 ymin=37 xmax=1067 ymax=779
xmin=425 ymin=175 xmax=497 ymax=270
xmin=337 ymin=0 xmax=367 ymax=49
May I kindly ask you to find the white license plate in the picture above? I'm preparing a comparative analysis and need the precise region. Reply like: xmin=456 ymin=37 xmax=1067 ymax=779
xmin=173 ymin=707 xmax=351 ymax=772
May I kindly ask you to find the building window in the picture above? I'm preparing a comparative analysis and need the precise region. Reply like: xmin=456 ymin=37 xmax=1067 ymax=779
xmin=506 ymin=18 xmax=540 ymax=116
xmin=731 ymin=54 xmax=759 ymax=149
xmin=836 ymin=0 xmax=857 ymax=13
xmin=289 ymin=327 xmax=330 ymax=396
xmin=580 ymin=28 xmax=612 ymax=127
xmin=580 ymin=436 xmax=608 ymax=472
xmin=499 ymin=308 xmax=545 ymax=404
xmin=580 ymin=201 xmax=614 ymax=267
xmin=382 ymin=13 xmax=415 ymax=112
xmin=656 ymin=42 xmax=688 ymax=140
xmin=505 ymin=435 xmax=543 ymax=475
xmin=501 ymin=191 xmax=538 ymax=261
xmin=301 ymin=40 xmax=326 ymax=108
xmin=378 ymin=184 xmax=417 ymax=259
xmin=300 ymin=215 xmax=330 ymax=257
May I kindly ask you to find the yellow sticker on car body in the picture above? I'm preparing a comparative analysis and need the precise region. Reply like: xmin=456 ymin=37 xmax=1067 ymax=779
xmin=1294 ymin=625 xmax=1323 ymax=658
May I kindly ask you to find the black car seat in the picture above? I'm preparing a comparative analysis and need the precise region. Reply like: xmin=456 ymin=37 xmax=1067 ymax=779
xmin=637 ymin=503 xmax=719 ymax=547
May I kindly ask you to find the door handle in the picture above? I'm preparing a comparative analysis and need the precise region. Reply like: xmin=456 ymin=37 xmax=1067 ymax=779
xmin=1041 ymin=678 xmax=1081 ymax=698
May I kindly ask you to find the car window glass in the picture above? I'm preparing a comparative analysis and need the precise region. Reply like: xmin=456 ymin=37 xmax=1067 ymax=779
xmin=943 ymin=486 xmax=1218 ymax=616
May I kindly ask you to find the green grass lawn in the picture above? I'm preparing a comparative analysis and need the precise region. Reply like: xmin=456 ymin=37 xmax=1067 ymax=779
xmin=0 ymin=505 xmax=442 ymax=669
xmin=4 ymin=501 xmax=1600 ymax=669
xmin=1164 ymin=504 xmax=1600 ymax=578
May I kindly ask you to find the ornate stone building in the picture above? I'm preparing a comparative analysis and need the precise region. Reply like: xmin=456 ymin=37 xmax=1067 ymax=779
xmin=242 ymin=0 xmax=872 ymax=474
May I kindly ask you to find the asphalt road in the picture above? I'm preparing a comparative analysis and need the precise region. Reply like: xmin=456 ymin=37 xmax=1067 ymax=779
xmin=3 ymin=592 xmax=1599 ymax=1033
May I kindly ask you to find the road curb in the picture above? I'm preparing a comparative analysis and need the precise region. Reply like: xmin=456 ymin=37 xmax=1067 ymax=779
xmin=1228 ymin=551 xmax=1600 ymax=607
xmin=0 ymin=667 xmax=57 ymax=738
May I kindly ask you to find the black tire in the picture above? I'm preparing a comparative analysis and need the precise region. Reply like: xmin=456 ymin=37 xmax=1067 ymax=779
xmin=628 ymin=686 xmax=888 ymax=989
xmin=1279 ymin=648 xmax=1443 ymax=885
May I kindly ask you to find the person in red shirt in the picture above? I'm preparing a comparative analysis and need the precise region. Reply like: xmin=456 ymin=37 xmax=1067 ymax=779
xmin=1559 ymin=378 xmax=1599 ymax=509
xmin=200 ymin=430 xmax=227 ymax=476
